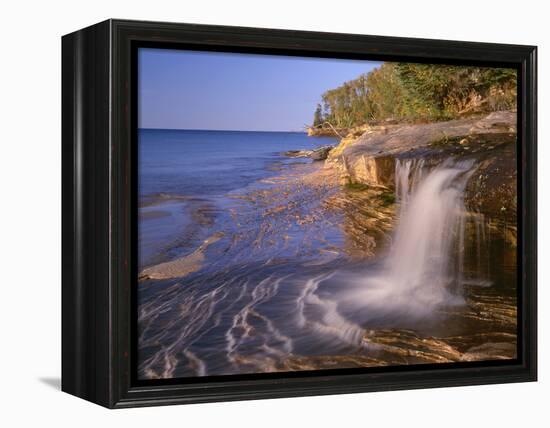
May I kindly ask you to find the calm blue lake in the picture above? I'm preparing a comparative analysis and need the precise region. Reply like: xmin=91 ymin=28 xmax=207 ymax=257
xmin=138 ymin=129 xmax=337 ymax=198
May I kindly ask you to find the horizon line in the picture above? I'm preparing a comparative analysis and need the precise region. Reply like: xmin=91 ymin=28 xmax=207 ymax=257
xmin=138 ymin=127 xmax=308 ymax=133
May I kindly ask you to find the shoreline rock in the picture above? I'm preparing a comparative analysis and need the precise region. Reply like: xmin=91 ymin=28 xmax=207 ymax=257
xmin=323 ymin=111 xmax=517 ymax=245
xmin=283 ymin=145 xmax=334 ymax=161
xmin=138 ymin=232 xmax=224 ymax=281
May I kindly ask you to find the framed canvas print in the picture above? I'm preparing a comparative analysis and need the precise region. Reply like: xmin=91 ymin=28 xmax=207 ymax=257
xmin=62 ymin=19 xmax=537 ymax=408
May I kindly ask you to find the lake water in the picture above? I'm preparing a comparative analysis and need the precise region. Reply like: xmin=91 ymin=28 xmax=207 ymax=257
xmin=138 ymin=129 xmax=337 ymax=268
xmin=139 ymin=129 xmax=335 ymax=198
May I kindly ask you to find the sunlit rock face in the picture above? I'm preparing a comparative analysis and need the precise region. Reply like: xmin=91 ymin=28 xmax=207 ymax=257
xmin=326 ymin=111 xmax=517 ymax=246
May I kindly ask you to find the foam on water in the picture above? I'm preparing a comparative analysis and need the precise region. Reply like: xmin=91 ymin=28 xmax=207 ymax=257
xmin=343 ymin=159 xmax=476 ymax=318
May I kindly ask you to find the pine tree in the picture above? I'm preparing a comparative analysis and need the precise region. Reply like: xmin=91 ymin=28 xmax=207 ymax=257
xmin=313 ymin=104 xmax=323 ymax=127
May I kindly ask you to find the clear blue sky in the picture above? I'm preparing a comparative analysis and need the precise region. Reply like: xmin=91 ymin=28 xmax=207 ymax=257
xmin=138 ymin=48 xmax=381 ymax=132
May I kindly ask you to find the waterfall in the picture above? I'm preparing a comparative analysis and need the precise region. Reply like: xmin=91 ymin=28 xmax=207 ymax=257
xmin=467 ymin=211 xmax=492 ymax=286
xmin=395 ymin=158 xmax=425 ymax=210
xmin=388 ymin=159 xmax=475 ymax=300
xmin=349 ymin=159 xmax=477 ymax=317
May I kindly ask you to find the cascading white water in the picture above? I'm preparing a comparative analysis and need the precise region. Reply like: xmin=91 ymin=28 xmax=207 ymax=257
xmin=395 ymin=158 xmax=425 ymax=211
xmin=349 ymin=159 xmax=476 ymax=317
xmin=389 ymin=159 xmax=474 ymax=296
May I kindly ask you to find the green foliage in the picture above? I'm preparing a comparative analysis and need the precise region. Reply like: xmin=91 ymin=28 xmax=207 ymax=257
xmin=344 ymin=180 xmax=370 ymax=191
xmin=320 ymin=74 xmax=370 ymax=128
xmin=313 ymin=104 xmax=324 ymax=127
xmin=314 ymin=63 xmax=517 ymax=128
xmin=429 ymin=135 xmax=465 ymax=147
xmin=378 ymin=191 xmax=396 ymax=206
xmin=363 ymin=63 xmax=407 ymax=121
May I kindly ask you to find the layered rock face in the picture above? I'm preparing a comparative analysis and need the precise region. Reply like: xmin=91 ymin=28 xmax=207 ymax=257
xmin=324 ymin=111 xmax=517 ymax=245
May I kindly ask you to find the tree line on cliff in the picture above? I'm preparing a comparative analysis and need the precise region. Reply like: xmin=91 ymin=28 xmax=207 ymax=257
xmin=312 ymin=63 xmax=517 ymax=129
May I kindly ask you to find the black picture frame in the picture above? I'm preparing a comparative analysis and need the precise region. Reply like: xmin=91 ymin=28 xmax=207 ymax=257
xmin=62 ymin=19 xmax=537 ymax=408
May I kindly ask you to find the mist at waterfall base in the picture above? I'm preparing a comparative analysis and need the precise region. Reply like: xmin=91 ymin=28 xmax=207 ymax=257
xmin=138 ymin=131 xmax=515 ymax=378
xmin=337 ymin=159 xmax=476 ymax=323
